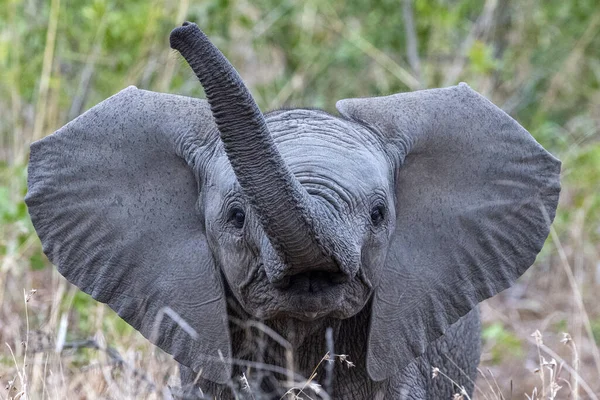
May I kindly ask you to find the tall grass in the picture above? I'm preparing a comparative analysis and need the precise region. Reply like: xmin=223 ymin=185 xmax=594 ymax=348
xmin=1 ymin=1 xmax=599 ymax=398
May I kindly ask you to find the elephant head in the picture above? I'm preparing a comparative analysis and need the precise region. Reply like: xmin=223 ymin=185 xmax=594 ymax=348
xmin=25 ymin=23 xmax=561 ymax=385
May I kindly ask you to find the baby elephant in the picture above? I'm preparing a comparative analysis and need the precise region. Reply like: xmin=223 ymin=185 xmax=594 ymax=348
xmin=26 ymin=22 xmax=560 ymax=399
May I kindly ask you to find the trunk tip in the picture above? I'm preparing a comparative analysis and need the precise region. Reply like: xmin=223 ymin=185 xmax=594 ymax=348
xmin=170 ymin=21 xmax=202 ymax=51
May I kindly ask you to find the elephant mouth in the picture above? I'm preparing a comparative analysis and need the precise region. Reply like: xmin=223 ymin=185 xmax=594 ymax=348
xmin=273 ymin=270 xmax=348 ymax=292
xmin=238 ymin=264 xmax=371 ymax=321
xmin=271 ymin=270 xmax=364 ymax=321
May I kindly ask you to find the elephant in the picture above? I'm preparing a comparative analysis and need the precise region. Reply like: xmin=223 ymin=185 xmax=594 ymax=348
xmin=25 ymin=22 xmax=561 ymax=399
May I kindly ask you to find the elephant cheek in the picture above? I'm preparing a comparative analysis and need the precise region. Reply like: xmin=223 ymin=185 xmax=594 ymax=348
xmin=218 ymin=245 xmax=253 ymax=287
xmin=361 ymin=242 xmax=391 ymax=289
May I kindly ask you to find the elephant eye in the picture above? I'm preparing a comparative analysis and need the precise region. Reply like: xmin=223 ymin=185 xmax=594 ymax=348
xmin=370 ymin=205 xmax=385 ymax=226
xmin=228 ymin=207 xmax=246 ymax=229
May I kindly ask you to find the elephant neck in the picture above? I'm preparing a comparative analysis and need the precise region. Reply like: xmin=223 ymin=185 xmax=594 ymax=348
xmin=226 ymin=301 xmax=386 ymax=398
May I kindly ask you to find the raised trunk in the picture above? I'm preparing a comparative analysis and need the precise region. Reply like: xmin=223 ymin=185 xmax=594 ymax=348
xmin=169 ymin=23 xmax=332 ymax=280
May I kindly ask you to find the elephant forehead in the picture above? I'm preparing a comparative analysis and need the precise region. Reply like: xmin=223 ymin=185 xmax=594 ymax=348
xmin=266 ymin=110 xmax=389 ymax=186
xmin=207 ymin=110 xmax=391 ymax=202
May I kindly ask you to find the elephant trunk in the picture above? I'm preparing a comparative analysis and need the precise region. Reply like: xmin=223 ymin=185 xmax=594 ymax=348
xmin=170 ymin=23 xmax=336 ymax=281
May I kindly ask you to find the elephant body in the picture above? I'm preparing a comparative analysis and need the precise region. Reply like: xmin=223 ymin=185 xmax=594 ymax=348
xmin=25 ymin=23 xmax=560 ymax=400
xmin=180 ymin=308 xmax=481 ymax=399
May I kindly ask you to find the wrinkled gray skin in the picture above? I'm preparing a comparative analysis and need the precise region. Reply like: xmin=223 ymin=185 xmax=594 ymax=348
xmin=25 ymin=23 xmax=561 ymax=399
xmin=180 ymin=105 xmax=484 ymax=399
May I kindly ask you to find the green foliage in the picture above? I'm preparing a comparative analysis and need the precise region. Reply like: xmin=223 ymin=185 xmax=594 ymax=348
xmin=592 ymin=319 xmax=600 ymax=344
xmin=71 ymin=291 xmax=98 ymax=334
xmin=0 ymin=165 xmax=27 ymax=224
xmin=0 ymin=164 xmax=49 ymax=272
xmin=468 ymin=40 xmax=498 ymax=74
xmin=482 ymin=323 xmax=523 ymax=364
xmin=68 ymin=288 xmax=134 ymax=338
xmin=29 ymin=252 xmax=46 ymax=271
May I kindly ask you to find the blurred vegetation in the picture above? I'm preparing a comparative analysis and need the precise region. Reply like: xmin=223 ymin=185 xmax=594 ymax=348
xmin=1 ymin=0 xmax=599 ymax=398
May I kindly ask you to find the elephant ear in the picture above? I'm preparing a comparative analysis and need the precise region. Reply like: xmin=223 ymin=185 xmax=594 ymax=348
xmin=337 ymin=83 xmax=561 ymax=380
xmin=26 ymin=87 xmax=231 ymax=383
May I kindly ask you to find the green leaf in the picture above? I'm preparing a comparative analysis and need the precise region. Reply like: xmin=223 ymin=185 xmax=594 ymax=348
xmin=29 ymin=252 xmax=47 ymax=271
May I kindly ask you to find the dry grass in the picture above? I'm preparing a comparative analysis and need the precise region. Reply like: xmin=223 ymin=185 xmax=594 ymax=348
xmin=1 ymin=266 xmax=598 ymax=399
